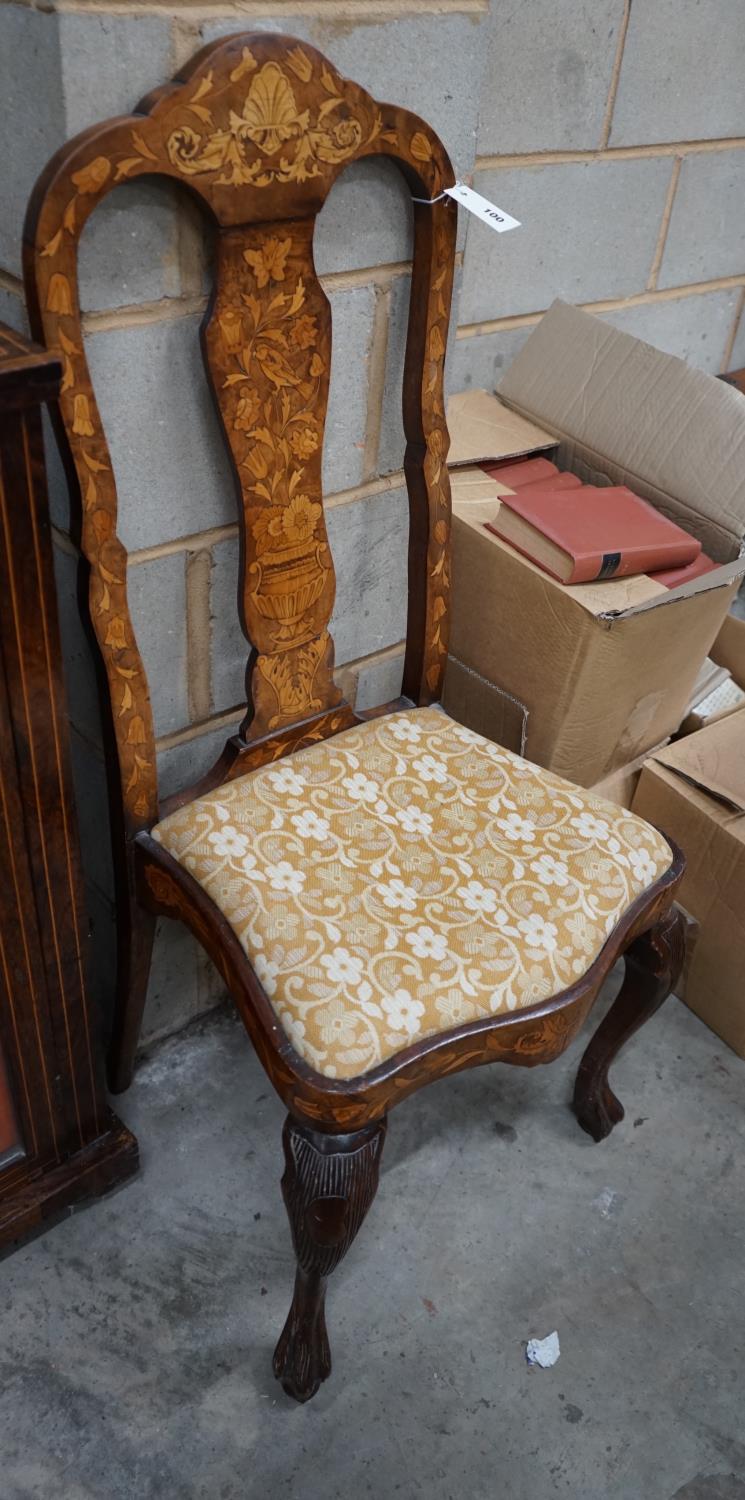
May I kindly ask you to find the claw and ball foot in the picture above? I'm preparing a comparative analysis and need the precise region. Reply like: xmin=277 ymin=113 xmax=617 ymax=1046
xmin=573 ymin=905 xmax=686 ymax=1142
xmin=273 ymin=1115 xmax=386 ymax=1402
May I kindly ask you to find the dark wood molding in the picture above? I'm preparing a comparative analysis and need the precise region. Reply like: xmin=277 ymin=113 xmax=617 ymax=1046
xmin=0 ymin=321 xmax=138 ymax=1253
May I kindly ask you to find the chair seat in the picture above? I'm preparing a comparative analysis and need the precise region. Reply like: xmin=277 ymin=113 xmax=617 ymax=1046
xmin=152 ymin=708 xmax=672 ymax=1080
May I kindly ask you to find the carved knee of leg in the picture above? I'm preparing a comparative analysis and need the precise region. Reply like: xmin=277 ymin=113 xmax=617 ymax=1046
xmin=274 ymin=1116 xmax=386 ymax=1401
xmin=280 ymin=1117 xmax=387 ymax=1276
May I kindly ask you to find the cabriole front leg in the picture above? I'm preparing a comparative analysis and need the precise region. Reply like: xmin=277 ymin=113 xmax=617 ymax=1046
xmin=273 ymin=1114 xmax=387 ymax=1402
xmin=573 ymin=905 xmax=686 ymax=1142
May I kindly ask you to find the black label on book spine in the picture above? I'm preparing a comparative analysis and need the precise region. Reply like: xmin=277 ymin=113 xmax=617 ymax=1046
xmin=597 ymin=552 xmax=621 ymax=579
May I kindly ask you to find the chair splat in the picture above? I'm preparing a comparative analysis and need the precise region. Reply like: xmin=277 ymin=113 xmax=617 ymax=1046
xmin=204 ymin=218 xmax=340 ymax=738
xmin=23 ymin=28 xmax=457 ymax=1088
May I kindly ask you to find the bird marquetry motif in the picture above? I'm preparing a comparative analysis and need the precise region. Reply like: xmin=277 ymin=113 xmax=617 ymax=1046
xmin=203 ymin=217 xmax=339 ymax=736
xmin=24 ymin=30 xmax=457 ymax=827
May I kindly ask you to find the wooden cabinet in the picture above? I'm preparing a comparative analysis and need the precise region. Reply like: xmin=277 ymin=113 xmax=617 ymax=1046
xmin=0 ymin=322 xmax=137 ymax=1249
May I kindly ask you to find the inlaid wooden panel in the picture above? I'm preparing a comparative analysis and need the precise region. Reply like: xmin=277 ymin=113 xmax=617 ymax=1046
xmin=23 ymin=31 xmax=457 ymax=831
xmin=0 ymin=324 xmax=138 ymax=1248
xmin=203 ymin=218 xmax=341 ymax=737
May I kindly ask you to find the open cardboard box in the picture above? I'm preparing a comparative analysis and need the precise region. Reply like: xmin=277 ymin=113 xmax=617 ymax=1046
xmin=632 ymin=709 xmax=745 ymax=1059
xmin=711 ymin=610 xmax=745 ymax=689
xmin=589 ymin=738 xmax=670 ymax=810
xmin=444 ymin=302 xmax=745 ymax=787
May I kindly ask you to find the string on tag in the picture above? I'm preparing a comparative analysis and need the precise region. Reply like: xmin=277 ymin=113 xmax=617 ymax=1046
xmin=411 ymin=181 xmax=521 ymax=232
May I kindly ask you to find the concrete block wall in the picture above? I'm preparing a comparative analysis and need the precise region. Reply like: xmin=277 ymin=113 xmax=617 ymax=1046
xmin=451 ymin=0 xmax=745 ymax=393
xmin=1 ymin=0 xmax=743 ymax=1051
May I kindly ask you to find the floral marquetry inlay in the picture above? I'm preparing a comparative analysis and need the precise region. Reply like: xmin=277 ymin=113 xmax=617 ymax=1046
xmin=203 ymin=219 xmax=340 ymax=734
xmin=24 ymin=29 xmax=457 ymax=831
xmin=166 ymin=51 xmax=393 ymax=188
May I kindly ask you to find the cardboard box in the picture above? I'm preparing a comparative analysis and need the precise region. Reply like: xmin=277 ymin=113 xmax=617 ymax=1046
xmin=679 ymin=674 xmax=745 ymax=735
xmin=447 ymin=388 xmax=557 ymax=470
xmin=711 ymin=610 xmax=745 ymax=689
xmin=442 ymin=657 xmax=527 ymax=756
xmin=676 ymin=903 xmax=701 ymax=997
xmin=632 ymin=709 xmax=745 ymax=1059
xmin=446 ymin=302 xmax=745 ymax=786
xmin=589 ymin=739 xmax=670 ymax=810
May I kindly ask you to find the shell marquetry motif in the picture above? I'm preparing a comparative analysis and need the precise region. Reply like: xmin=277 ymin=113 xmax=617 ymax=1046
xmin=24 ymin=30 xmax=457 ymax=829
xmin=166 ymin=52 xmax=387 ymax=188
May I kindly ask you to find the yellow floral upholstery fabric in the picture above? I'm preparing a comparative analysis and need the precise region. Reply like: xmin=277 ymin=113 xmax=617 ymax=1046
xmin=152 ymin=708 xmax=672 ymax=1080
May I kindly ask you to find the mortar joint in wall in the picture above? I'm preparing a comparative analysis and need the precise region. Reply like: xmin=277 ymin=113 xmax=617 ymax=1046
xmin=54 ymin=1 xmax=487 ymax=16
xmin=128 ymin=524 xmax=238 ymax=566
xmin=80 ymin=263 xmax=413 ymax=334
xmin=646 ymin=157 xmax=682 ymax=292
xmin=475 ymin=137 xmax=745 ymax=171
xmin=154 ymin=637 xmax=406 ymax=753
xmin=185 ymin=547 xmax=213 ymax=723
xmin=721 ymin=287 xmax=745 ymax=375
xmin=0 ymin=269 xmax=24 ymax=300
xmin=456 ymin=274 xmax=745 ymax=340
xmin=127 ymin=473 xmax=406 ymax=570
xmin=599 ymin=0 xmax=632 ymax=150
xmin=362 ymin=282 xmax=393 ymax=482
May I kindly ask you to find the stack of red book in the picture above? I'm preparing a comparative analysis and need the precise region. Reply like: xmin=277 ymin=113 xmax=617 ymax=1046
xmin=481 ymin=457 xmax=716 ymax=587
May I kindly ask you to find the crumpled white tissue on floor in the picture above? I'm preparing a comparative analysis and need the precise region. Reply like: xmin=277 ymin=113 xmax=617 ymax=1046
xmin=526 ymin=1331 xmax=560 ymax=1368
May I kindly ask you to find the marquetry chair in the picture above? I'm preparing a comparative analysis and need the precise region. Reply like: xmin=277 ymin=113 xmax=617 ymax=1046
xmin=25 ymin=32 xmax=685 ymax=1402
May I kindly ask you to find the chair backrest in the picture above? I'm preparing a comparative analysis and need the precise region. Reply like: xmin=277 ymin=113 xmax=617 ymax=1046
xmin=24 ymin=32 xmax=457 ymax=836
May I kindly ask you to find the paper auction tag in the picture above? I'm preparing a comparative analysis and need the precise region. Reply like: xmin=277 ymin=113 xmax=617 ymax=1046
xmin=444 ymin=182 xmax=520 ymax=232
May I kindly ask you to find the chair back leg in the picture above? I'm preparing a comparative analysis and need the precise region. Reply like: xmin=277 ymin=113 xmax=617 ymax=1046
xmin=573 ymin=905 xmax=686 ymax=1142
xmin=107 ymin=898 xmax=156 ymax=1094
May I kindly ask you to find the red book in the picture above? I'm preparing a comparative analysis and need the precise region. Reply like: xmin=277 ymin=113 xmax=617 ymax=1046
xmin=485 ymin=484 xmax=701 ymax=584
xmin=510 ymin=472 xmax=582 ymax=498
xmin=480 ymin=457 xmax=558 ymax=488
xmin=650 ymin=551 xmax=718 ymax=589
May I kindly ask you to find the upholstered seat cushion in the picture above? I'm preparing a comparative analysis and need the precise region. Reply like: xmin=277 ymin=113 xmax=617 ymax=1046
xmin=152 ymin=708 xmax=672 ymax=1080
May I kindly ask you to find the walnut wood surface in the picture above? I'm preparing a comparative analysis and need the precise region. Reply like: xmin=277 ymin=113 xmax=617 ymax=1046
xmin=573 ymin=904 xmax=687 ymax=1141
xmin=273 ymin=1116 xmax=386 ymax=1401
xmin=22 ymin=35 xmax=687 ymax=1391
xmin=24 ymin=31 xmax=456 ymax=1087
xmin=24 ymin=30 xmax=456 ymax=834
xmin=0 ymin=322 xmax=138 ymax=1249
xmin=0 ymin=325 xmax=62 ymax=412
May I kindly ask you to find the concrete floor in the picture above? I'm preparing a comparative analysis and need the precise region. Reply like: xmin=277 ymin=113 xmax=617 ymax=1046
xmin=3 ymin=978 xmax=745 ymax=1500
